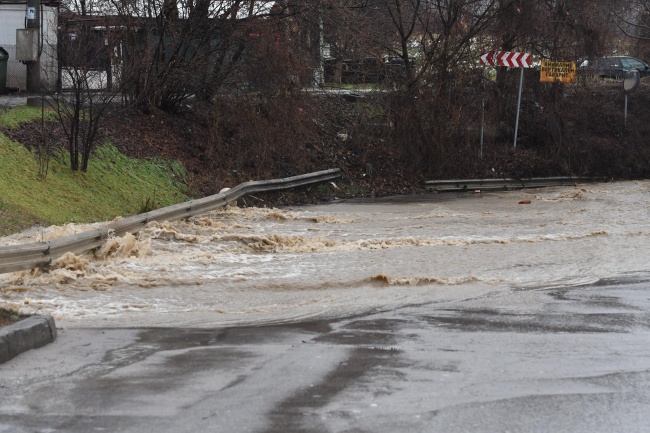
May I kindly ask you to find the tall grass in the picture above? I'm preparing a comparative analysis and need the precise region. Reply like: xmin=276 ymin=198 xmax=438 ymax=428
xmin=0 ymin=106 xmax=189 ymax=231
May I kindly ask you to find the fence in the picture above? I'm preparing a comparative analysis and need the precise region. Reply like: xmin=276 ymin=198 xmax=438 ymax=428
xmin=0 ymin=168 xmax=341 ymax=274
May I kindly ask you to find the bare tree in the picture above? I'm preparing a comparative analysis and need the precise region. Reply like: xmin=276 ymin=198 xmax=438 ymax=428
xmin=606 ymin=0 xmax=650 ymax=58
xmin=610 ymin=0 xmax=650 ymax=40
xmin=318 ymin=0 xmax=395 ymax=85
xmin=106 ymin=0 xmax=313 ymax=110
xmin=48 ymin=16 xmax=124 ymax=172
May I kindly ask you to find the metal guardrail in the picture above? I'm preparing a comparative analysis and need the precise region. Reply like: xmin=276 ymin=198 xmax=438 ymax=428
xmin=424 ymin=176 xmax=603 ymax=192
xmin=0 ymin=169 xmax=341 ymax=275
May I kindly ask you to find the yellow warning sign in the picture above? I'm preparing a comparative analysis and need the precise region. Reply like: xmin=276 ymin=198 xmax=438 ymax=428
xmin=540 ymin=61 xmax=576 ymax=83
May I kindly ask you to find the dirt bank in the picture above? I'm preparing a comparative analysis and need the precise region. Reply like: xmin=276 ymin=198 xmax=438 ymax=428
xmin=2 ymin=80 xmax=649 ymax=210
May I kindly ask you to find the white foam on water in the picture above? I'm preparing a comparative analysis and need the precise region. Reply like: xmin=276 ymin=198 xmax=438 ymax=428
xmin=1 ymin=181 xmax=649 ymax=327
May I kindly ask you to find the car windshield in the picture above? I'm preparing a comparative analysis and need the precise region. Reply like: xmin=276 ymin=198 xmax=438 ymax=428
xmin=620 ymin=57 xmax=646 ymax=69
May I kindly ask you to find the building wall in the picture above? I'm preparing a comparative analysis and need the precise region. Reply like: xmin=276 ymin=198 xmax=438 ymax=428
xmin=0 ymin=4 xmax=58 ymax=90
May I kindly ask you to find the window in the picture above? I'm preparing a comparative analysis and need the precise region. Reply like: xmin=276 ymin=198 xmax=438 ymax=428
xmin=620 ymin=57 xmax=647 ymax=70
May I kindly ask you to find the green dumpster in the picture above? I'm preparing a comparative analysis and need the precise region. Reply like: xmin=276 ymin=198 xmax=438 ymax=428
xmin=0 ymin=47 xmax=8 ymax=94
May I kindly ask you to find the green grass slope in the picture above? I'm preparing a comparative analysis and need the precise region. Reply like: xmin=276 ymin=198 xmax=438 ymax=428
xmin=0 ymin=106 xmax=189 ymax=236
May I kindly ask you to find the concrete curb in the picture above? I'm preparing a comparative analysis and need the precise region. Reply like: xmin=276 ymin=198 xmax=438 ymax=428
xmin=0 ymin=316 xmax=57 ymax=364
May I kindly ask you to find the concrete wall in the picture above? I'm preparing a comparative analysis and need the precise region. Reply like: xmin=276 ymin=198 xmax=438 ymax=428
xmin=0 ymin=4 xmax=58 ymax=90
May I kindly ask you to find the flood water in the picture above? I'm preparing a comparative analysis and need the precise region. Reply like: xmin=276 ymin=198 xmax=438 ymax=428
xmin=1 ymin=181 xmax=649 ymax=328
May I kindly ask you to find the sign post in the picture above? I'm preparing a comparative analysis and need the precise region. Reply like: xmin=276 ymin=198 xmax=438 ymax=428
xmin=479 ymin=51 xmax=532 ymax=150
xmin=623 ymin=69 xmax=640 ymax=129
xmin=513 ymin=67 xmax=524 ymax=150
xmin=478 ymin=65 xmax=491 ymax=158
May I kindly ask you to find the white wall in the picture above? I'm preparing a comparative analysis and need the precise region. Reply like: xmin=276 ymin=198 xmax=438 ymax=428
xmin=0 ymin=4 xmax=58 ymax=90
xmin=60 ymin=68 xmax=110 ymax=90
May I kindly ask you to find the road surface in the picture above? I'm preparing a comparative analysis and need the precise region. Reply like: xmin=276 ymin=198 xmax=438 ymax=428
xmin=2 ymin=276 xmax=649 ymax=433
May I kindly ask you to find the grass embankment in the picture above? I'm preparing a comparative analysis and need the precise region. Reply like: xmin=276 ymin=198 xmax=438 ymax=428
xmin=0 ymin=106 xmax=189 ymax=237
xmin=0 ymin=307 xmax=30 ymax=326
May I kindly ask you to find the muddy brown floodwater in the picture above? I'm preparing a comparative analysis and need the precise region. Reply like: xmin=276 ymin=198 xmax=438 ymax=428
xmin=1 ymin=181 xmax=649 ymax=328
xmin=2 ymin=180 xmax=650 ymax=433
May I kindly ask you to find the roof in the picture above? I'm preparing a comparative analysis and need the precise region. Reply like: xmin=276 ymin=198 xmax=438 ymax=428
xmin=0 ymin=0 xmax=62 ymax=6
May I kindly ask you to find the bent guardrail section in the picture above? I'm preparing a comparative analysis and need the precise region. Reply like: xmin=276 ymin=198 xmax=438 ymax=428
xmin=424 ymin=176 xmax=602 ymax=192
xmin=0 ymin=169 xmax=341 ymax=275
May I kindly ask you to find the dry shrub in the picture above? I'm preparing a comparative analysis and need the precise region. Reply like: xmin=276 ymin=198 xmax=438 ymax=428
xmin=533 ymin=80 xmax=650 ymax=178
xmin=377 ymin=75 xmax=489 ymax=179
xmin=199 ymin=94 xmax=323 ymax=182
xmin=357 ymin=71 xmax=650 ymax=181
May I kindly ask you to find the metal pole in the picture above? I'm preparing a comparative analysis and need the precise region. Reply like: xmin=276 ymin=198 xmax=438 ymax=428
xmin=478 ymin=67 xmax=485 ymax=158
xmin=623 ymin=92 xmax=627 ymax=129
xmin=513 ymin=67 xmax=524 ymax=150
xmin=478 ymin=93 xmax=485 ymax=158
xmin=317 ymin=0 xmax=325 ymax=88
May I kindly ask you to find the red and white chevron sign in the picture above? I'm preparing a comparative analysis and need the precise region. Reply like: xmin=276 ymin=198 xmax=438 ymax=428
xmin=480 ymin=51 xmax=532 ymax=68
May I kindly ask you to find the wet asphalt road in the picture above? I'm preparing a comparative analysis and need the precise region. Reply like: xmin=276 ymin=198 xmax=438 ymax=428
xmin=1 ymin=277 xmax=650 ymax=433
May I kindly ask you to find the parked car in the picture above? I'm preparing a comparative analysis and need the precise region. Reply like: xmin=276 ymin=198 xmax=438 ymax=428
xmin=579 ymin=56 xmax=650 ymax=79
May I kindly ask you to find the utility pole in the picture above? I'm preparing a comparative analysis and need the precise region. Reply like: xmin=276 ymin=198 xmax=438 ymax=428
xmin=315 ymin=0 xmax=325 ymax=88
xmin=25 ymin=0 xmax=41 ymax=92
xmin=319 ymin=3 xmax=324 ymax=87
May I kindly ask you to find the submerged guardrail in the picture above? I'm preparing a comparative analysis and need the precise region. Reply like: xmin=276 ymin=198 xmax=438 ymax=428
xmin=424 ymin=176 xmax=603 ymax=193
xmin=0 ymin=169 xmax=341 ymax=275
